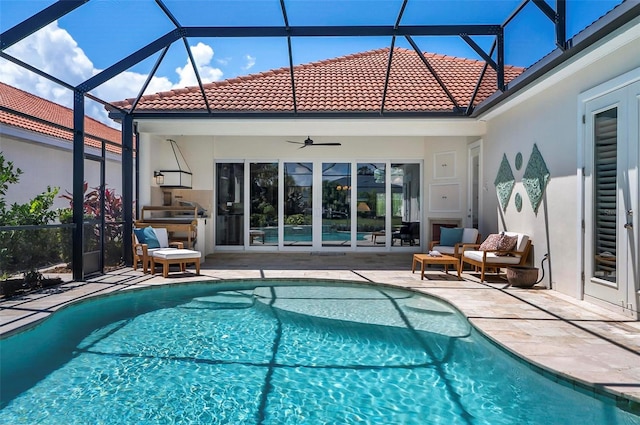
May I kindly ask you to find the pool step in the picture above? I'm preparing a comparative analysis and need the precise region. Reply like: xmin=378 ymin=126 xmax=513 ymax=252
xmin=192 ymin=293 xmax=254 ymax=309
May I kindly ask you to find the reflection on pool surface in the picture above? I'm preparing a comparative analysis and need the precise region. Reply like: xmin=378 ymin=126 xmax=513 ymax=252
xmin=1 ymin=281 xmax=639 ymax=424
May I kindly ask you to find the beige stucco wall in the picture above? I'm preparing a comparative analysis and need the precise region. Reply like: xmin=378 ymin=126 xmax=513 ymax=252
xmin=481 ymin=20 xmax=640 ymax=296
xmin=0 ymin=130 xmax=123 ymax=215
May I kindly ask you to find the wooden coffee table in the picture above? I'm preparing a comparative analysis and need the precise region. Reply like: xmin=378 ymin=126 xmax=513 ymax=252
xmin=412 ymin=253 xmax=461 ymax=280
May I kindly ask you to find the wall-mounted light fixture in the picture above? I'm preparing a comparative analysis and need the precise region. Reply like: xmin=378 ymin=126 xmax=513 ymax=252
xmin=154 ymin=171 xmax=164 ymax=185
xmin=156 ymin=139 xmax=193 ymax=188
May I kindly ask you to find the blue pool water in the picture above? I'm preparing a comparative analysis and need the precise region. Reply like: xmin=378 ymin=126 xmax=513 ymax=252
xmin=1 ymin=281 xmax=639 ymax=424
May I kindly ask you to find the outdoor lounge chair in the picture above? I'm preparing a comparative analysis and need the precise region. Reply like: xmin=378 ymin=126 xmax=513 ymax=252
xmin=133 ymin=227 xmax=183 ymax=273
xmin=461 ymin=232 xmax=532 ymax=282
xmin=429 ymin=227 xmax=480 ymax=258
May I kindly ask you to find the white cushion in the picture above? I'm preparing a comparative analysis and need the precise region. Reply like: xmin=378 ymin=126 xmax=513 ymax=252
xmin=133 ymin=227 xmax=170 ymax=249
xmin=461 ymin=228 xmax=479 ymax=244
xmin=153 ymin=228 xmax=170 ymax=248
xmin=152 ymin=249 xmax=201 ymax=260
xmin=135 ymin=246 xmax=176 ymax=256
xmin=463 ymin=250 xmax=522 ymax=264
xmin=431 ymin=245 xmax=456 ymax=255
xmin=433 ymin=228 xmax=478 ymax=252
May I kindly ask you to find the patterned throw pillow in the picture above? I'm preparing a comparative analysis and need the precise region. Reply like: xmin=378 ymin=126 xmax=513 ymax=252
xmin=479 ymin=234 xmax=502 ymax=251
xmin=496 ymin=234 xmax=518 ymax=256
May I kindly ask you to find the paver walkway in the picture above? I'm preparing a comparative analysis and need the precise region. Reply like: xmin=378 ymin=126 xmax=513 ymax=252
xmin=1 ymin=252 xmax=639 ymax=410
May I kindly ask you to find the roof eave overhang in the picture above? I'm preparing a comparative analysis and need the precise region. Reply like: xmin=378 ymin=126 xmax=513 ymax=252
xmin=472 ymin=1 xmax=640 ymax=119
xmin=129 ymin=116 xmax=486 ymax=137
xmin=108 ymin=109 xmax=471 ymax=121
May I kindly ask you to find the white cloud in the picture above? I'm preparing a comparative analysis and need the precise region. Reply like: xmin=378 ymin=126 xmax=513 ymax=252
xmin=175 ymin=42 xmax=224 ymax=87
xmin=216 ymin=56 xmax=231 ymax=66
xmin=94 ymin=71 xmax=174 ymax=103
xmin=0 ymin=23 xmax=225 ymax=127
xmin=243 ymin=54 xmax=256 ymax=70
xmin=0 ymin=21 xmax=89 ymax=109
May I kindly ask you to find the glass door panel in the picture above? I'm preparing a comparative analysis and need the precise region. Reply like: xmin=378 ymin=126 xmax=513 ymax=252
xmin=249 ymin=162 xmax=278 ymax=246
xmin=584 ymin=81 xmax=639 ymax=316
xmin=592 ymin=108 xmax=618 ymax=283
xmin=357 ymin=163 xmax=385 ymax=247
xmin=391 ymin=163 xmax=421 ymax=247
xmin=216 ymin=163 xmax=244 ymax=246
xmin=584 ymin=99 xmax=623 ymax=303
xmin=322 ymin=163 xmax=351 ymax=247
xmin=284 ymin=162 xmax=313 ymax=246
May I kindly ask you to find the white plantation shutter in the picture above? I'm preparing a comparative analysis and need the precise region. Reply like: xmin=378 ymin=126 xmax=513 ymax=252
xmin=593 ymin=107 xmax=617 ymax=281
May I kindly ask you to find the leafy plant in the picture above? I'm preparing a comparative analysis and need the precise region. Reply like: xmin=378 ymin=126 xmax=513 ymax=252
xmin=284 ymin=214 xmax=311 ymax=226
xmin=0 ymin=153 xmax=61 ymax=278
xmin=0 ymin=154 xmax=22 ymax=224
xmin=59 ymin=182 xmax=124 ymax=267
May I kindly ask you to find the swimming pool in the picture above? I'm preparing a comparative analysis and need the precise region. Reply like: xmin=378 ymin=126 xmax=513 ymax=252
xmin=1 ymin=281 xmax=639 ymax=424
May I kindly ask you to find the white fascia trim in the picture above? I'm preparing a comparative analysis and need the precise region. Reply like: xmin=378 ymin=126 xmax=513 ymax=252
xmin=134 ymin=117 xmax=486 ymax=137
xmin=479 ymin=17 xmax=640 ymax=121
xmin=578 ymin=66 xmax=640 ymax=103
xmin=0 ymin=125 xmax=122 ymax=162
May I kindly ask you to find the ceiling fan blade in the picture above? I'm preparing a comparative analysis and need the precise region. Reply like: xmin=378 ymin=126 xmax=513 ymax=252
xmin=286 ymin=137 xmax=340 ymax=147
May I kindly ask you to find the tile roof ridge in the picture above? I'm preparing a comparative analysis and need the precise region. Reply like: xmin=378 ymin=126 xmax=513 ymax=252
xmin=115 ymin=47 xmax=396 ymax=107
xmin=205 ymin=66 xmax=291 ymax=87
xmin=409 ymin=51 xmax=525 ymax=72
xmin=303 ymin=47 xmax=391 ymax=67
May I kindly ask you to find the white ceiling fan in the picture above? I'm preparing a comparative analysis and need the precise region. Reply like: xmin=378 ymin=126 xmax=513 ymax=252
xmin=286 ymin=136 xmax=341 ymax=148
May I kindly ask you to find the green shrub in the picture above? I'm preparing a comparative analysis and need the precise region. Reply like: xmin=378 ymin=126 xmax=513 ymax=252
xmin=0 ymin=153 xmax=62 ymax=277
xmin=59 ymin=183 xmax=124 ymax=268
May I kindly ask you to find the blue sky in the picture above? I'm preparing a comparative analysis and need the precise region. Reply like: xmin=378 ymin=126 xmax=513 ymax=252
xmin=0 ymin=0 xmax=623 ymax=125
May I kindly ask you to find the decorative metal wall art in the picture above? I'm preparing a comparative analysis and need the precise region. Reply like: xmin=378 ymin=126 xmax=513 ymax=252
xmin=494 ymin=144 xmax=550 ymax=214
xmin=522 ymin=143 xmax=550 ymax=214
xmin=494 ymin=154 xmax=515 ymax=212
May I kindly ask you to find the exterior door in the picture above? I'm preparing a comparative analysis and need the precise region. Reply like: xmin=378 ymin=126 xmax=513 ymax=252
xmin=215 ymin=163 xmax=245 ymax=246
xmin=467 ymin=141 xmax=481 ymax=229
xmin=583 ymin=81 xmax=639 ymax=317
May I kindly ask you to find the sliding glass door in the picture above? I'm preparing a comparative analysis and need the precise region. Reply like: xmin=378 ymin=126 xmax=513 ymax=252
xmin=283 ymin=162 xmax=313 ymax=247
xmin=215 ymin=163 xmax=244 ymax=246
xmin=357 ymin=163 xmax=386 ymax=247
xmin=390 ymin=163 xmax=421 ymax=247
xmin=249 ymin=162 xmax=278 ymax=246
xmin=215 ymin=160 xmax=421 ymax=250
xmin=322 ymin=163 xmax=351 ymax=247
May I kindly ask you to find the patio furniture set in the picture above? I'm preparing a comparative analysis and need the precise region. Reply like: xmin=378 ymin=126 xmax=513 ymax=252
xmin=133 ymin=226 xmax=201 ymax=278
xmin=413 ymin=227 xmax=535 ymax=286
xmin=131 ymin=223 xmax=534 ymax=283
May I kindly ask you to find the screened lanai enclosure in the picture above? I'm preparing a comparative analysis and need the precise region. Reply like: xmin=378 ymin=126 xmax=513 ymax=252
xmin=0 ymin=0 xmax=635 ymax=281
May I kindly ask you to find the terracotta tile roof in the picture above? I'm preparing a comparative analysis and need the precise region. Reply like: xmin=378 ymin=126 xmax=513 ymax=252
xmin=111 ymin=47 xmax=524 ymax=113
xmin=0 ymin=82 xmax=122 ymax=153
